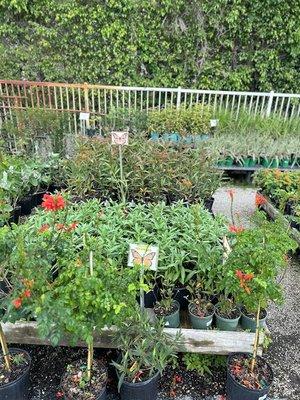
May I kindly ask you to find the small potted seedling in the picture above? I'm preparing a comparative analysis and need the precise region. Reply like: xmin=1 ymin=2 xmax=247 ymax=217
xmin=113 ymin=312 xmax=180 ymax=400
xmin=153 ymin=281 xmax=180 ymax=328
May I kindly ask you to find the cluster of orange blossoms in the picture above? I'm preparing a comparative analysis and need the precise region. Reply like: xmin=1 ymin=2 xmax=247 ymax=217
xmin=235 ymin=270 xmax=254 ymax=294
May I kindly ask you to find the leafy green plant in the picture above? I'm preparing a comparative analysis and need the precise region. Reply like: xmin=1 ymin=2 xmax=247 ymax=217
xmin=147 ymin=105 xmax=212 ymax=136
xmin=183 ymin=353 xmax=226 ymax=376
xmin=112 ymin=312 xmax=180 ymax=390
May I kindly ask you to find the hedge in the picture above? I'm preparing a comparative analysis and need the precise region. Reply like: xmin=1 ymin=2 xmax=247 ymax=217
xmin=0 ymin=0 xmax=299 ymax=92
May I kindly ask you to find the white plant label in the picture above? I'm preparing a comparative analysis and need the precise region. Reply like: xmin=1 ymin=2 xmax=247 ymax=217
xmin=258 ymin=395 xmax=267 ymax=400
xmin=79 ymin=112 xmax=90 ymax=121
xmin=206 ymin=320 xmax=212 ymax=326
xmin=210 ymin=119 xmax=219 ymax=127
xmin=111 ymin=131 xmax=129 ymax=146
xmin=128 ymin=243 xmax=159 ymax=271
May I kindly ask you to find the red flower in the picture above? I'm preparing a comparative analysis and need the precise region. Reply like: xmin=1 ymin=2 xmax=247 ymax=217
xmin=235 ymin=270 xmax=254 ymax=294
xmin=174 ymin=374 xmax=183 ymax=383
xmin=12 ymin=298 xmax=22 ymax=309
xmin=56 ymin=392 xmax=64 ymax=399
xmin=243 ymin=273 xmax=254 ymax=281
xmin=42 ymin=194 xmax=65 ymax=211
xmin=255 ymin=193 xmax=267 ymax=207
xmin=23 ymin=290 xmax=31 ymax=298
xmin=66 ymin=222 xmax=78 ymax=231
xmin=229 ymin=225 xmax=245 ymax=234
xmin=227 ymin=189 xmax=235 ymax=200
xmin=38 ymin=224 xmax=50 ymax=233
xmin=235 ymin=270 xmax=244 ymax=280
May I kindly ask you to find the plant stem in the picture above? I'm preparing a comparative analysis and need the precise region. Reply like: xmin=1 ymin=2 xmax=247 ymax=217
xmin=250 ymin=300 xmax=261 ymax=372
xmin=0 ymin=323 xmax=11 ymax=371
xmin=119 ymin=144 xmax=126 ymax=203
xmin=87 ymin=339 xmax=94 ymax=382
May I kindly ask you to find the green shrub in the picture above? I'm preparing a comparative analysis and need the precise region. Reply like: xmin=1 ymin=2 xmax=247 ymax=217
xmin=63 ymin=134 xmax=222 ymax=202
xmin=147 ymin=104 xmax=212 ymax=136
xmin=183 ymin=353 xmax=226 ymax=376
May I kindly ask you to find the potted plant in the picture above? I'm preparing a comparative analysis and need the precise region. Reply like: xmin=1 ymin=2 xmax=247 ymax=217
xmin=215 ymin=296 xmax=241 ymax=331
xmin=113 ymin=312 xmax=180 ymax=400
xmin=0 ymin=323 xmax=31 ymax=400
xmin=224 ymin=212 xmax=297 ymax=399
xmin=187 ymin=282 xmax=215 ymax=330
xmin=153 ymin=282 xmax=180 ymax=328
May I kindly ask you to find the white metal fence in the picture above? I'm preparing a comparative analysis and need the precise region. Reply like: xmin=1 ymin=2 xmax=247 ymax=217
xmin=1 ymin=80 xmax=300 ymax=133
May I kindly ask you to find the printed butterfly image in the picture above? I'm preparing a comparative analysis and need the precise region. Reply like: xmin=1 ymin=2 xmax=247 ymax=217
xmin=128 ymin=244 xmax=159 ymax=271
xmin=111 ymin=131 xmax=129 ymax=145
xmin=131 ymin=249 xmax=156 ymax=268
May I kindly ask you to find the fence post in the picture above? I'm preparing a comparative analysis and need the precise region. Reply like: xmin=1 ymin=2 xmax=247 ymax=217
xmin=266 ymin=90 xmax=274 ymax=117
xmin=176 ymin=86 xmax=182 ymax=109
xmin=83 ymin=82 xmax=90 ymax=129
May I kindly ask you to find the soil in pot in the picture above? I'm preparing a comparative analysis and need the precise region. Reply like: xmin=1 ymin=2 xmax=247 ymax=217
xmin=188 ymin=301 xmax=214 ymax=330
xmin=215 ymin=305 xmax=241 ymax=331
xmin=153 ymin=300 xmax=180 ymax=328
xmin=227 ymin=353 xmax=273 ymax=400
xmin=241 ymin=308 xmax=267 ymax=332
xmin=61 ymin=359 xmax=107 ymax=400
xmin=0 ymin=348 xmax=31 ymax=400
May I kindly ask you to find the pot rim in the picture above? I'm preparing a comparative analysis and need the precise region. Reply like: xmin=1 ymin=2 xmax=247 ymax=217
xmin=241 ymin=308 xmax=267 ymax=321
xmin=227 ymin=352 xmax=274 ymax=393
xmin=215 ymin=305 xmax=241 ymax=321
xmin=188 ymin=302 xmax=215 ymax=319
xmin=0 ymin=348 xmax=31 ymax=390
xmin=120 ymin=369 xmax=161 ymax=388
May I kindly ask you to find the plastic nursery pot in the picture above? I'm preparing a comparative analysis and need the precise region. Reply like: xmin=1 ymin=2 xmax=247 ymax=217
xmin=215 ymin=307 xmax=241 ymax=331
xmin=247 ymin=158 xmax=257 ymax=168
xmin=168 ymin=132 xmax=180 ymax=143
xmin=226 ymin=353 xmax=273 ymax=400
xmin=188 ymin=303 xmax=214 ymax=330
xmin=137 ymin=285 xmax=160 ymax=308
xmin=162 ymin=300 xmax=180 ymax=328
xmin=260 ymin=157 xmax=270 ymax=168
xmin=203 ymin=197 xmax=215 ymax=214
xmin=269 ymin=158 xmax=279 ymax=168
xmin=224 ymin=157 xmax=234 ymax=167
xmin=172 ymin=286 xmax=189 ymax=310
xmin=241 ymin=309 xmax=267 ymax=332
xmin=150 ymin=132 xmax=160 ymax=141
xmin=119 ymin=370 xmax=160 ymax=400
xmin=0 ymin=348 xmax=31 ymax=400
xmin=280 ymin=159 xmax=290 ymax=168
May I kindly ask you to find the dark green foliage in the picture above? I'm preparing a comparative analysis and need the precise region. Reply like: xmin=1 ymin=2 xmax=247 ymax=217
xmin=183 ymin=353 xmax=226 ymax=376
xmin=0 ymin=1 xmax=299 ymax=91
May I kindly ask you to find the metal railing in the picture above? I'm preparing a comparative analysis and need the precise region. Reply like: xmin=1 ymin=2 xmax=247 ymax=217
xmin=1 ymin=79 xmax=300 ymax=133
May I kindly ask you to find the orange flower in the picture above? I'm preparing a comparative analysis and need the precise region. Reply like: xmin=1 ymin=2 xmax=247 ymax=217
xmin=23 ymin=290 xmax=31 ymax=298
xmin=56 ymin=223 xmax=66 ymax=231
xmin=255 ymin=193 xmax=267 ymax=207
xmin=229 ymin=225 xmax=245 ymax=234
xmin=39 ymin=224 xmax=50 ymax=233
xmin=42 ymin=194 xmax=65 ymax=211
xmin=235 ymin=269 xmax=254 ymax=294
xmin=12 ymin=298 xmax=22 ymax=309
xmin=22 ymin=279 xmax=34 ymax=289
xmin=66 ymin=222 xmax=78 ymax=231
xmin=227 ymin=189 xmax=235 ymax=200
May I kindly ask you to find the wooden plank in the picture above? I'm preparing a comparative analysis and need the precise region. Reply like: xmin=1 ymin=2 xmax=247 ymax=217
xmin=262 ymin=200 xmax=300 ymax=246
xmin=2 ymin=321 xmax=264 ymax=355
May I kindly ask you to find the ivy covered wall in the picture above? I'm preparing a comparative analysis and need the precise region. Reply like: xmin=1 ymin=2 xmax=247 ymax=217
xmin=0 ymin=0 xmax=299 ymax=91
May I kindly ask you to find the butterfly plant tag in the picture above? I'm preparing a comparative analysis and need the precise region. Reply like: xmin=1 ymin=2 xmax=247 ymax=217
xmin=210 ymin=119 xmax=219 ymax=127
xmin=128 ymin=243 xmax=159 ymax=271
xmin=79 ymin=112 xmax=90 ymax=121
xmin=111 ymin=131 xmax=129 ymax=146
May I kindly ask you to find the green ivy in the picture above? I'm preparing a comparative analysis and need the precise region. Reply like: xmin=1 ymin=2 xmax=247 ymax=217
xmin=0 ymin=1 xmax=299 ymax=91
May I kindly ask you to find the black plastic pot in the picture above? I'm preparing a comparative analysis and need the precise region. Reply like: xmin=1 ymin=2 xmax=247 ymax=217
xmin=119 ymin=371 xmax=160 ymax=400
xmin=9 ymin=206 xmax=21 ymax=225
xmin=226 ymin=353 xmax=273 ymax=400
xmin=203 ymin=197 xmax=215 ymax=214
xmin=137 ymin=284 xmax=160 ymax=308
xmin=172 ymin=286 xmax=189 ymax=310
xmin=18 ymin=195 xmax=36 ymax=216
xmin=0 ymin=348 xmax=31 ymax=400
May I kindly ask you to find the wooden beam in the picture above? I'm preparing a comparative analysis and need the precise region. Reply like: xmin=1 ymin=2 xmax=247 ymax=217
xmin=2 ymin=321 xmax=264 ymax=355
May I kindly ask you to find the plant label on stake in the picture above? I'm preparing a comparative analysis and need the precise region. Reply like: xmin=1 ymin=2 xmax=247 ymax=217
xmin=79 ymin=112 xmax=90 ymax=133
xmin=128 ymin=243 xmax=159 ymax=310
xmin=111 ymin=131 xmax=129 ymax=203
